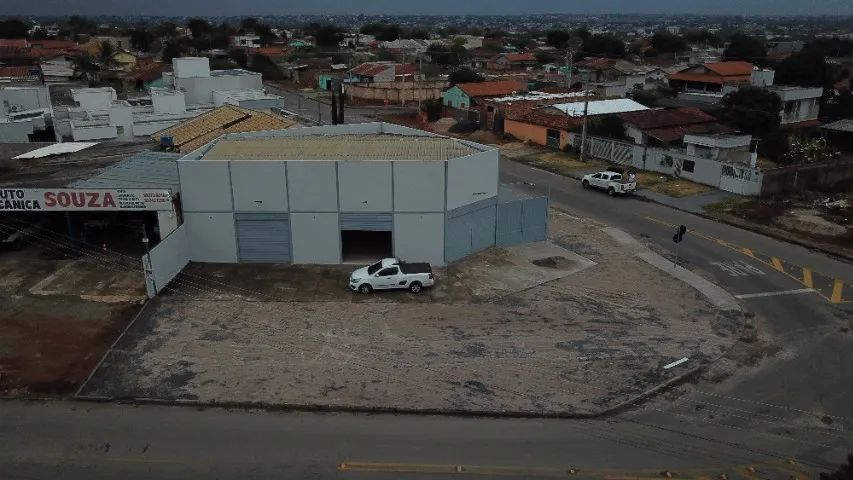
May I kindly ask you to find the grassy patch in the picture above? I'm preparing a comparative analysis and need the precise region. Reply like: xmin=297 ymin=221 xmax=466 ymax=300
xmin=637 ymin=173 xmax=713 ymax=198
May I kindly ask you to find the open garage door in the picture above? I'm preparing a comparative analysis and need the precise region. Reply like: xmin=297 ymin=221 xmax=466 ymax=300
xmin=235 ymin=213 xmax=291 ymax=263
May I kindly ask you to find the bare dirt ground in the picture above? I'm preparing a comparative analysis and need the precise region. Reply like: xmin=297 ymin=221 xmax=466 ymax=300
xmin=705 ymin=192 xmax=852 ymax=258
xmin=0 ymin=247 xmax=146 ymax=396
xmin=80 ymin=212 xmax=742 ymax=415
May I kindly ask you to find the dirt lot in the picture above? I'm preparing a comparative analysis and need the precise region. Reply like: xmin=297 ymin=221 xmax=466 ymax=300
xmin=0 ymin=246 xmax=146 ymax=396
xmin=705 ymin=192 xmax=852 ymax=257
xmin=80 ymin=212 xmax=742 ymax=415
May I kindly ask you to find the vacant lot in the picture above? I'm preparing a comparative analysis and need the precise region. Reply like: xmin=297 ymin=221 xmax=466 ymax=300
xmin=0 ymin=246 xmax=146 ymax=396
xmin=81 ymin=212 xmax=741 ymax=415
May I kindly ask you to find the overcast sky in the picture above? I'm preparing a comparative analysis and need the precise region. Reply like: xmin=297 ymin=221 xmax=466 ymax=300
xmin=2 ymin=0 xmax=851 ymax=16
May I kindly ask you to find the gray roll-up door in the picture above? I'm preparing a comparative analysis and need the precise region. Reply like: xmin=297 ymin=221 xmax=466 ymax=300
xmin=339 ymin=212 xmax=393 ymax=231
xmin=235 ymin=213 xmax=291 ymax=263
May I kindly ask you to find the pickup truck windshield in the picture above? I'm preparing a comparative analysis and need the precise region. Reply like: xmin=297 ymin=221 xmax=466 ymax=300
xmin=367 ymin=261 xmax=382 ymax=275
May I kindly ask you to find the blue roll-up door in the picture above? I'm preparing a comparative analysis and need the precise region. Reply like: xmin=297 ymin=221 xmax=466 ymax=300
xmin=496 ymin=201 xmax=523 ymax=246
xmin=339 ymin=212 xmax=393 ymax=231
xmin=235 ymin=213 xmax=291 ymax=263
xmin=445 ymin=198 xmax=497 ymax=263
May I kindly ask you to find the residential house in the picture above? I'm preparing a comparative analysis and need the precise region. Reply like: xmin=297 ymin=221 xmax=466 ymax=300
xmin=95 ymin=36 xmax=132 ymax=50
xmin=0 ymin=85 xmax=53 ymax=142
xmin=620 ymin=107 xmax=734 ymax=146
xmin=480 ymin=90 xmax=593 ymax=132
xmin=486 ymin=52 xmax=537 ymax=71
xmin=441 ymin=80 xmax=528 ymax=112
xmin=110 ymin=50 xmax=138 ymax=73
xmin=504 ymin=98 xmax=648 ymax=149
xmin=0 ymin=66 xmax=42 ymax=85
xmin=378 ymin=39 xmax=431 ymax=56
xmin=767 ymin=85 xmax=823 ymax=127
xmin=667 ymin=61 xmax=755 ymax=94
xmin=820 ymin=119 xmax=853 ymax=152
xmin=232 ymin=34 xmax=262 ymax=48
xmin=683 ymin=133 xmax=757 ymax=166
xmin=122 ymin=62 xmax=172 ymax=92
xmin=40 ymin=54 xmax=76 ymax=83
xmin=347 ymin=62 xmax=420 ymax=83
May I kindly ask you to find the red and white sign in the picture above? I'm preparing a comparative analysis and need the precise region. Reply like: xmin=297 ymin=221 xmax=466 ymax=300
xmin=0 ymin=188 xmax=173 ymax=212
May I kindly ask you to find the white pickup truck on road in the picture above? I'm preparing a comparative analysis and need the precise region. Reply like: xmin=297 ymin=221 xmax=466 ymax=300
xmin=349 ymin=258 xmax=434 ymax=294
xmin=581 ymin=171 xmax=636 ymax=196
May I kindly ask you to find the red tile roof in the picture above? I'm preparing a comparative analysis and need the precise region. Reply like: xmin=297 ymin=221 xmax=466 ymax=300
xmin=620 ymin=107 xmax=717 ymax=130
xmin=457 ymin=80 xmax=528 ymax=98
xmin=645 ymin=122 xmax=734 ymax=144
xmin=0 ymin=65 xmax=40 ymax=79
xmin=0 ymin=39 xmax=28 ymax=48
xmin=703 ymin=61 xmax=754 ymax=76
xmin=0 ymin=46 xmax=36 ymax=61
xmin=350 ymin=62 xmax=393 ymax=77
xmin=249 ymin=46 xmax=289 ymax=57
xmin=576 ymin=57 xmax=618 ymax=70
xmin=28 ymin=40 xmax=79 ymax=51
xmin=667 ymin=72 xmax=751 ymax=85
xmin=507 ymin=107 xmax=583 ymax=131
xmin=125 ymin=62 xmax=171 ymax=83
xmin=501 ymin=52 xmax=536 ymax=62
xmin=395 ymin=63 xmax=419 ymax=77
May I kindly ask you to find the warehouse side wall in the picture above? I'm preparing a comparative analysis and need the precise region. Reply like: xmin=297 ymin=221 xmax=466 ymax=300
xmin=338 ymin=162 xmax=393 ymax=212
xmin=290 ymin=212 xmax=341 ymax=263
xmin=179 ymin=161 xmax=233 ymax=211
xmin=183 ymin=212 xmax=238 ymax=262
xmin=287 ymin=161 xmax=338 ymax=212
xmin=392 ymin=161 xmax=446 ymax=212
xmin=393 ymin=213 xmax=445 ymax=266
xmin=446 ymin=150 xmax=499 ymax=210
xmin=230 ymin=161 xmax=288 ymax=212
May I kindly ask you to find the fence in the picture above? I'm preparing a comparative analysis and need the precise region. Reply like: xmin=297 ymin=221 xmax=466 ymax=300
xmin=570 ymin=133 xmax=764 ymax=196
xmin=142 ymin=224 xmax=190 ymax=298
xmin=760 ymin=159 xmax=853 ymax=195
xmin=345 ymin=81 xmax=449 ymax=105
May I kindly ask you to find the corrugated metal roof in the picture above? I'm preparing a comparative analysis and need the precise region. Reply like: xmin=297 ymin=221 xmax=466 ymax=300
xmin=13 ymin=142 xmax=99 ymax=159
xmin=551 ymin=99 xmax=649 ymax=117
xmin=201 ymin=134 xmax=478 ymax=161
xmin=69 ymin=151 xmax=181 ymax=191
xmin=821 ymin=119 xmax=853 ymax=133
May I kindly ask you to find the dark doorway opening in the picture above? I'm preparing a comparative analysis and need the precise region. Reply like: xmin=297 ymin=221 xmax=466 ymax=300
xmin=341 ymin=230 xmax=392 ymax=263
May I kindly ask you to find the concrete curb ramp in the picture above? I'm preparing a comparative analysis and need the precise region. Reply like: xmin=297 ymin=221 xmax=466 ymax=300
xmin=602 ymin=226 xmax=741 ymax=312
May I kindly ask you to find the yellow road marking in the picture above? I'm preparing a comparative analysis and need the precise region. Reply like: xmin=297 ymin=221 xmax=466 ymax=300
xmin=831 ymin=279 xmax=844 ymax=303
xmin=802 ymin=268 xmax=813 ymax=289
xmin=643 ymin=216 xmax=847 ymax=305
xmin=770 ymin=257 xmax=784 ymax=272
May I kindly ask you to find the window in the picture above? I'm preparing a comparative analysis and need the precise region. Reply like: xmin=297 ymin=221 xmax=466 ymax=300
xmin=447 ymin=100 xmax=453 ymax=107
xmin=378 ymin=267 xmax=399 ymax=277
xmin=682 ymin=160 xmax=695 ymax=173
xmin=592 ymin=173 xmax=602 ymax=179
xmin=367 ymin=261 xmax=383 ymax=275
xmin=611 ymin=174 xmax=622 ymax=181
xmin=116 ymin=126 xmax=125 ymax=134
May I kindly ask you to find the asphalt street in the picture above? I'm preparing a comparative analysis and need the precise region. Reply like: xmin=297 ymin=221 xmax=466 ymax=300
xmin=1 ymin=155 xmax=851 ymax=479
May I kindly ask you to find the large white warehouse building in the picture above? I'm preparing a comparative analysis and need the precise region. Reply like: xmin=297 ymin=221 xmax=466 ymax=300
xmin=177 ymin=122 xmax=547 ymax=266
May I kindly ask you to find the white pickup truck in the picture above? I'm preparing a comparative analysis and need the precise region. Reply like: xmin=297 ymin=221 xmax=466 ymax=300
xmin=581 ymin=171 xmax=636 ymax=196
xmin=349 ymin=258 xmax=435 ymax=294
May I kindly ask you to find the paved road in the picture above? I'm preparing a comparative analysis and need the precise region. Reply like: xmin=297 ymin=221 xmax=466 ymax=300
xmin=1 ymin=159 xmax=851 ymax=479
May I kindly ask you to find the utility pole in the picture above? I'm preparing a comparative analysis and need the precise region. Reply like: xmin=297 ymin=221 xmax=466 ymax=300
xmin=579 ymin=95 xmax=590 ymax=162
xmin=565 ymin=48 xmax=573 ymax=89
xmin=317 ymin=99 xmax=322 ymax=125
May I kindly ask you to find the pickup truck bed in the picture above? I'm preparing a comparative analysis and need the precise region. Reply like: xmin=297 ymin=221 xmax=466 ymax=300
xmin=400 ymin=262 xmax=431 ymax=274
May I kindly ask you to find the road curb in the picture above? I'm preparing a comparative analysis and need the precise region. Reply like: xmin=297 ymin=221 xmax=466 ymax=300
xmin=508 ymin=155 xmax=853 ymax=263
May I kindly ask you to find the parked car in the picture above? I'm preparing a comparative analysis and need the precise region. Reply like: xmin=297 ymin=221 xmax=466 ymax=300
xmin=349 ymin=258 xmax=434 ymax=294
xmin=581 ymin=171 xmax=636 ymax=196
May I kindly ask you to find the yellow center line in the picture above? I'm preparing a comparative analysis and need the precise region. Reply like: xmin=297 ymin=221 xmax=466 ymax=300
xmin=802 ymin=268 xmax=813 ymax=289
xmin=831 ymin=279 xmax=844 ymax=303
xmin=642 ymin=216 xmax=845 ymax=304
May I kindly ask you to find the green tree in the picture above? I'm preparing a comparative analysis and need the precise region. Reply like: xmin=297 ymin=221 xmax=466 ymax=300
xmin=682 ymin=30 xmax=722 ymax=47
xmin=574 ymin=27 xmax=591 ymax=41
xmin=651 ymin=32 xmax=686 ymax=54
xmin=187 ymin=18 xmax=211 ymax=39
xmin=775 ymin=49 xmax=830 ymax=88
xmin=359 ymin=23 xmax=385 ymax=36
xmin=783 ymin=136 xmax=839 ymax=164
xmin=421 ymin=98 xmax=442 ymax=121
xmin=448 ymin=68 xmax=483 ymax=85
xmin=588 ymin=115 xmax=627 ymax=141
xmin=68 ymin=15 xmax=97 ymax=35
xmin=249 ymin=54 xmax=283 ymax=80
xmin=819 ymin=454 xmax=852 ymax=480
xmin=723 ymin=33 xmax=767 ymax=63
xmin=720 ymin=87 xmax=782 ymax=139
xmin=98 ymin=41 xmax=115 ymax=69
xmin=0 ymin=19 xmax=28 ymax=38
xmin=130 ymin=29 xmax=155 ymax=52
xmin=545 ymin=30 xmax=571 ymax=49
xmin=376 ymin=24 xmax=402 ymax=42
xmin=582 ymin=34 xmax=625 ymax=58
xmin=306 ymin=23 xmax=344 ymax=48
xmin=161 ymin=41 xmax=183 ymax=64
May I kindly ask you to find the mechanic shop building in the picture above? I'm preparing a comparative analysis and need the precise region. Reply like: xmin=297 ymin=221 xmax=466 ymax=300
xmin=174 ymin=122 xmax=548 ymax=267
